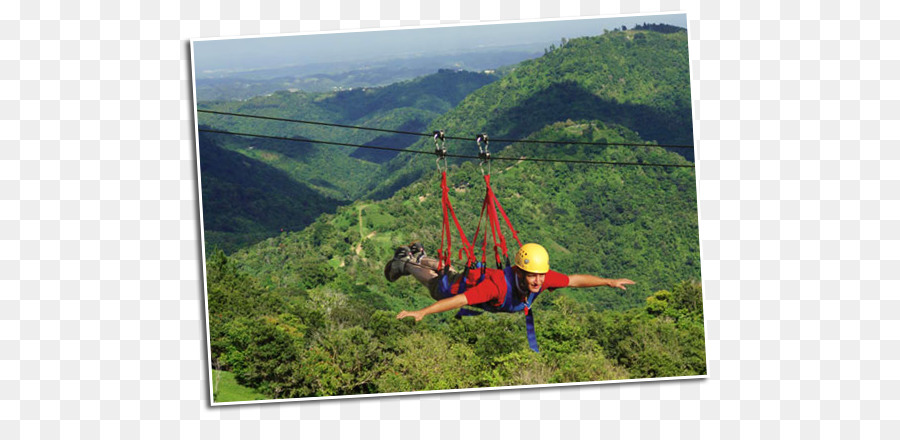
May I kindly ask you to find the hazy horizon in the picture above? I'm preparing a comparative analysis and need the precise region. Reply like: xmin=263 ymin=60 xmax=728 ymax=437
xmin=192 ymin=14 xmax=687 ymax=77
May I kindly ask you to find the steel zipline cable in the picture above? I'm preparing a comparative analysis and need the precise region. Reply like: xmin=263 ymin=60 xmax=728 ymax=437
xmin=198 ymin=109 xmax=428 ymax=137
xmin=197 ymin=109 xmax=696 ymax=150
xmin=197 ymin=128 xmax=695 ymax=169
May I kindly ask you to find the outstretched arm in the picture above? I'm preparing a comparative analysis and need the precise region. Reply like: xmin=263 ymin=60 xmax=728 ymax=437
xmin=567 ymin=274 xmax=635 ymax=290
xmin=396 ymin=294 xmax=469 ymax=322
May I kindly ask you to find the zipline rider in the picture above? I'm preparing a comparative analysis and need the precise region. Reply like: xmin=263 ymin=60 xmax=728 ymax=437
xmin=387 ymin=243 xmax=634 ymax=336
xmin=386 ymin=134 xmax=634 ymax=352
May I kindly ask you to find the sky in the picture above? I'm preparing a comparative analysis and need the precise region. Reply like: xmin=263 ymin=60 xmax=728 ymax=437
xmin=192 ymin=13 xmax=687 ymax=75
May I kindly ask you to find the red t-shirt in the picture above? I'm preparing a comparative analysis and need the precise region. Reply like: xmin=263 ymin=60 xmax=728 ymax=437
xmin=461 ymin=268 xmax=570 ymax=307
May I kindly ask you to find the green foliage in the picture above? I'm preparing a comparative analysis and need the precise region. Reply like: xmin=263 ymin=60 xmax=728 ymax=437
xmin=550 ymin=348 xmax=629 ymax=383
xmin=633 ymin=23 xmax=686 ymax=34
xmin=670 ymin=280 xmax=704 ymax=314
xmin=208 ymin=247 xmax=705 ymax=399
xmin=206 ymin=249 xmax=297 ymax=367
xmin=218 ymin=315 xmax=307 ymax=398
xmin=613 ymin=318 xmax=697 ymax=378
xmin=375 ymin=333 xmax=482 ymax=392
xmin=198 ymin=70 xmax=496 ymax=178
xmin=586 ymin=280 xmax=706 ymax=379
xmin=198 ymin=132 xmax=343 ymax=254
xmin=645 ymin=290 xmax=671 ymax=316
xmin=367 ymin=30 xmax=694 ymax=199
xmin=211 ymin=369 xmax=270 ymax=403
xmin=483 ymin=349 xmax=553 ymax=386
xmin=209 ymin=131 xmax=381 ymax=201
xmin=198 ymin=70 xmax=498 ymax=253
xmin=297 ymin=326 xmax=386 ymax=396
xmin=461 ymin=314 xmax=531 ymax=358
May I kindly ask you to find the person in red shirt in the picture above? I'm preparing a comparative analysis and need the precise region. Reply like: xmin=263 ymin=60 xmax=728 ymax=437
xmin=386 ymin=243 xmax=634 ymax=322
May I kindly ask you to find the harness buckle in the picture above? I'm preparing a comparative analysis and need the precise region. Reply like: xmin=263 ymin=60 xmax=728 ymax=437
xmin=434 ymin=130 xmax=447 ymax=171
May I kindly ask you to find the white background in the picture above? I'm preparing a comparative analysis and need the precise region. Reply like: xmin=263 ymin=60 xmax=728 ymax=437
xmin=1 ymin=0 xmax=898 ymax=438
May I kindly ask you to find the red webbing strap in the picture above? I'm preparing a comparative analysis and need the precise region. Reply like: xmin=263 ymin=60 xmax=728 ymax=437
xmin=488 ymin=192 xmax=503 ymax=266
xmin=482 ymin=175 xmax=505 ymax=267
xmin=439 ymin=171 xmax=475 ymax=270
xmin=481 ymin=177 xmax=498 ymax=266
xmin=480 ymin=221 xmax=489 ymax=267
xmin=477 ymin=173 xmax=524 ymax=266
xmin=444 ymin=204 xmax=453 ymax=269
xmin=487 ymin=181 xmax=507 ymax=256
xmin=439 ymin=172 xmax=450 ymax=270
xmin=469 ymin=190 xmax=489 ymax=268
xmin=470 ymin=180 xmax=494 ymax=268
xmin=491 ymin=189 xmax=523 ymax=248
xmin=446 ymin=191 xmax=475 ymax=264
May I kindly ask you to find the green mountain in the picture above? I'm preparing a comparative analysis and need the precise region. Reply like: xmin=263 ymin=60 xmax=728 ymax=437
xmin=196 ymin=70 xmax=498 ymax=250
xmin=435 ymin=29 xmax=693 ymax=145
xmin=198 ymin=130 xmax=342 ymax=253
xmin=367 ymin=29 xmax=694 ymax=200
xmin=199 ymin=126 xmax=381 ymax=201
xmin=197 ymin=69 xmax=497 ymax=198
xmin=197 ymin=69 xmax=497 ymax=150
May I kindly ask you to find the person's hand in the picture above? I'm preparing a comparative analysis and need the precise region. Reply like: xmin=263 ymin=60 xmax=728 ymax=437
xmin=396 ymin=310 xmax=424 ymax=321
xmin=610 ymin=279 xmax=635 ymax=290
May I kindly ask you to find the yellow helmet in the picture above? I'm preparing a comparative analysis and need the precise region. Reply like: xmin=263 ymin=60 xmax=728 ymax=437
xmin=515 ymin=243 xmax=549 ymax=274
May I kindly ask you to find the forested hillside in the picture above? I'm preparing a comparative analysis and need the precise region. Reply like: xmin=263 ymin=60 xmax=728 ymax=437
xmin=197 ymin=70 xmax=498 ymax=251
xmin=438 ymin=30 xmax=692 ymax=144
xmin=209 ymin=246 xmax=704 ymax=401
xmin=198 ymin=69 xmax=497 ymax=150
xmin=367 ymin=29 xmax=693 ymax=200
xmin=198 ymin=130 xmax=343 ymax=253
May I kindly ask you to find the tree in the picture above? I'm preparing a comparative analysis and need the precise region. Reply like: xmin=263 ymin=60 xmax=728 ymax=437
xmin=375 ymin=333 xmax=481 ymax=392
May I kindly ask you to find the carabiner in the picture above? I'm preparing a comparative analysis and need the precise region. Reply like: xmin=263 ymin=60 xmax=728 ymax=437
xmin=434 ymin=130 xmax=447 ymax=171
xmin=476 ymin=134 xmax=490 ymax=175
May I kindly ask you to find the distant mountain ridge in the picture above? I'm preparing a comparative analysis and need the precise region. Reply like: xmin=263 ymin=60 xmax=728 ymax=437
xmin=195 ymin=48 xmax=539 ymax=101
xmin=198 ymin=69 xmax=498 ymax=149
xmin=366 ymin=29 xmax=694 ymax=200
xmin=433 ymin=29 xmax=692 ymax=145
xmin=198 ymin=130 xmax=342 ymax=253
xmin=197 ymin=70 xmax=500 ymax=251
xmin=197 ymin=28 xmax=695 ymax=255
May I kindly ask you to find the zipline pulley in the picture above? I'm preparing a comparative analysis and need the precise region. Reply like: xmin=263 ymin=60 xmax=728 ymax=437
xmin=433 ymin=130 xmax=447 ymax=171
xmin=476 ymin=134 xmax=490 ymax=175
xmin=433 ymin=131 xmax=520 ymax=272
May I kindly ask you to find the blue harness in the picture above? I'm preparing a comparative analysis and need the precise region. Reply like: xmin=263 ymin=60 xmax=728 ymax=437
xmin=439 ymin=266 xmax=543 ymax=352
